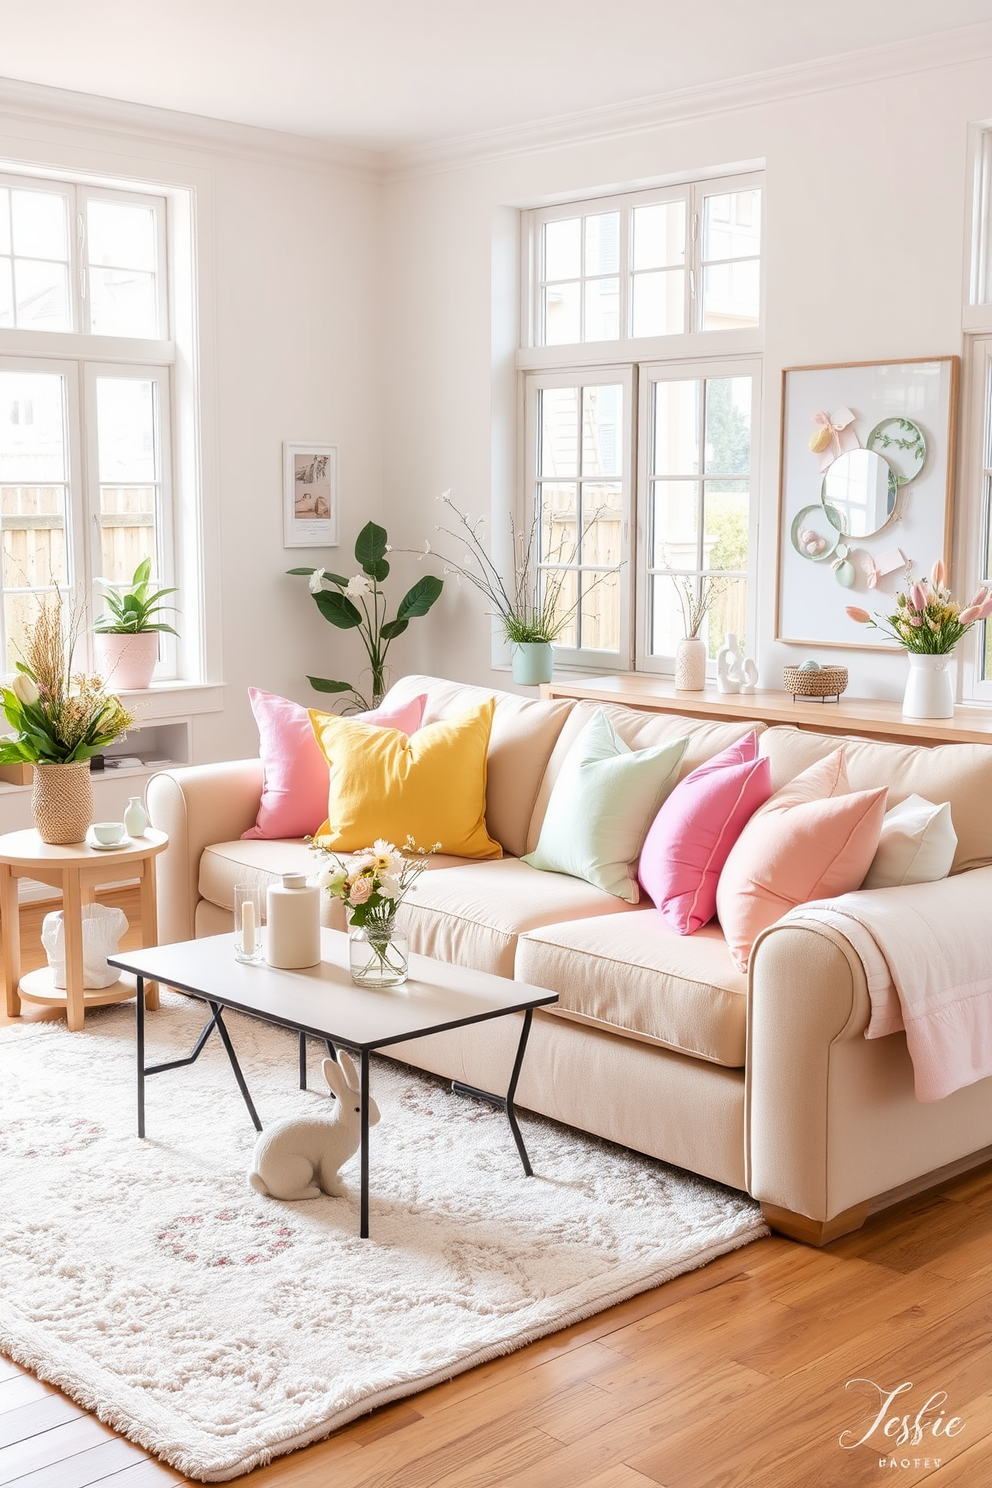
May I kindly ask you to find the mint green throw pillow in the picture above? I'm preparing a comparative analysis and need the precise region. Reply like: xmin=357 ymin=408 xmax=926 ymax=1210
xmin=522 ymin=710 xmax=688 ymax=902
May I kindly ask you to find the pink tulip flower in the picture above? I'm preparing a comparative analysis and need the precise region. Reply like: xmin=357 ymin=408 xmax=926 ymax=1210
xmin=959 ymin=605 xmax=982 ymax=625
xmin=979 ymin=594 xmax=992 ymax=620
xmin=845 ymin=606 xmax=871 ymax=624
xmin=931 ymin=559 xmax=946 ymax=588
xmin=910 ymin=582 xmax=928 ymax=611
xmin=968 ymin=587 xmax=989 ymax=608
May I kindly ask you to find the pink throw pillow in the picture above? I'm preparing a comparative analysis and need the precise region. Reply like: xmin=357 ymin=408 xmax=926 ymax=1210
xmin=638 ymin=731 xmax=771 ymax=935
xmin=242 ymin=689 xmax=426 ymax=840
xmin=715 ymin=749 xmax=887 ymax=972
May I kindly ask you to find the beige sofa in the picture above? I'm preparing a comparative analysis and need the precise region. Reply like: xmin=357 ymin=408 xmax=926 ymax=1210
xmin=147 ymin=674 xmax=992 ymax=1245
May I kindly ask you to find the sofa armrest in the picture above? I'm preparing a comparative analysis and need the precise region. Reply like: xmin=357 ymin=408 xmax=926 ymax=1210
xmin=146 ymin=759 xmax=264 ymax=944
xmin=747 ymin=867 xmax=992 ymax=1229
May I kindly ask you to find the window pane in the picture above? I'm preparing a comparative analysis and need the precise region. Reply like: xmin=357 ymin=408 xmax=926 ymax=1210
xmin=4 ymin=591 xmax=48 ymax=669
xmin=582 ymin=384 xmax=622 ymax=476
xmin=544 ymin=218 xmax=580 ymax=281
xmin=543 ymin=566 xmax=577 ymax=648
xmin=702 ymin=189 xmax=761 ymax=261
xmin=580 ymin=484 xmax=622 ymax=564
xmin=652 ymin=480 xmax=699 ymax=568
xmin=11 ymin=189 xmax=68 ymax=260
xmin=653 ymin=380 xmax=699 ymax=475
xmin=702 ymin=259 xmax=759 ymax=330
xmin=88 ymin=200 xmax=156 ymax=271
xmin=540 ymin=386 xmax=578 ymax=476
xmin=0 ymin=191 xmax=9 ymax=255
xmin=89 ymin=266 xmax=157 ymax=337
xmin=98 ymin=487 xmax=156 ymax=583
xmin=632 ymin=201 xmax=685 ymax=270
xmin=584 ymin=213 xmax=619 ymax=276
xmin=704 ymin=378 xmax=751 ymax=475
xmin=13 ymin=259 xmax=70 ymax=331
xmin=0 ymin=371 xmax=68 ymax=484
xmin=650 ymin=573 xmax=684 ymax=658
xmin=580 ymin=568 xmax=619 ymax=650
xmin=2 ymin=486 xmax=68 ymax=590
xmin=0 ymin=259 xmax=12 ymax=327
xmin=540 ymin=483 xmax=577 ymax=562
xmin=544 ymin=281 xmax=580 ymax=345
xmin=96 ymin=378 xmax=156 ymax=483
xmin=706 ymin=574 xmax=747 ymax=659
xmin=631 ymin=268 xmax=684 ymax=337
xmin=703 ymin=481 xmax=749 ymax=571
xmin=584 ymin=277 xmax=619 ymax=341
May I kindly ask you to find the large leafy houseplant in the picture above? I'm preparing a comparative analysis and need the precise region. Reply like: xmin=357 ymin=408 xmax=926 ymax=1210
xmin=289 ymin=521 xmax=443 ymax=711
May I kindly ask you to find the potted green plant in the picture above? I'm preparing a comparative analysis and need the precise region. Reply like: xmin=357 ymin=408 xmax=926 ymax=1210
xmin=289 ymin=521 xmax=443 ymax=710
xmin=92 ymin=558 xmax=179 ymax=691
xmin=0 ymin=592 xmax=134 ymax=843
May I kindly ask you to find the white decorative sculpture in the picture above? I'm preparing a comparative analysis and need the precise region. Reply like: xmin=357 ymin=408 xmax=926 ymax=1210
xmin=716 ymin=633 xmax=743 ymax=693
xmin=248 ymin=1051 xmax=381 ymax=1201
xmin=740 ymin=658 xmax=759 ymax=694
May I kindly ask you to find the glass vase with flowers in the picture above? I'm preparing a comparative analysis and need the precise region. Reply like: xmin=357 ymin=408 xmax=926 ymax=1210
xmin=312 ymin=836 xmax=439 ymax=987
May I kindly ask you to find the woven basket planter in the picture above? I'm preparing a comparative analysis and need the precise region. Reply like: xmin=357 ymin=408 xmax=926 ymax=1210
xmin=782 ymin=665 xmax=849 ymax=700
xmin=32 ymin=760 xmax=93 ymax=845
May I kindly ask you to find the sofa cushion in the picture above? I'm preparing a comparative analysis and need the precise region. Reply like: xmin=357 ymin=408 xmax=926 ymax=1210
xmin=527 ymin=701 xmax=766 ymax=852
xmin=516 ymin=916 xmax=748 ymax=1068
xmin=402 ymin=858 xmax=641 ymax=978
xmin=242 ymin=688 xmax=427 ymax=841
xmin=862 ymin=794 xmax=957 ymax=890
xmin=380 ymin=674 xmax=574 ymax=857
xmin=522 ymin=711 xmax=687 ymax=902
xmin=716 ymin=751 xmax=887 ymax=973
xmin=638 ymin=730 xmax=771 ymax=933
xmin=760 ymin=726 xmax=992 ymax=874
xmin=310 ymin=699 xmax=501 ymax=859
xmin=199 ymin=839 xmax=474 ymax=932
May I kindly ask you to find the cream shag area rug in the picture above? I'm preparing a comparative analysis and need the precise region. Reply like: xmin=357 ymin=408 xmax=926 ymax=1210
xmin=0 ymin=994 xmax=767 ymax=1482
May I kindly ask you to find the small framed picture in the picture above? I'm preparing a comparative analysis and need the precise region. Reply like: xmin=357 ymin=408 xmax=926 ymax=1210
xmin=283 ymin=443 xmax=339 ymax=548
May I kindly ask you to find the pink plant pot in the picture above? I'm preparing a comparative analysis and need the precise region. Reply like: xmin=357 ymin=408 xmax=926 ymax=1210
xmin=93 ymin=631 xmax=159 ymax=691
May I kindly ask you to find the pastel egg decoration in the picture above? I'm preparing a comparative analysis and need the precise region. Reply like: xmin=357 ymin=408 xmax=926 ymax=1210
xmin=799 ymin=660 xmax=821 ymax=671
xmin=790 ymin=505 xmax=839 ymax=563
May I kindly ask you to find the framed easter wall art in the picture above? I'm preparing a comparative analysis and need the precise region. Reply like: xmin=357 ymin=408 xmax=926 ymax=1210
xmin=775 ymin=357 xmax=959 ymax=650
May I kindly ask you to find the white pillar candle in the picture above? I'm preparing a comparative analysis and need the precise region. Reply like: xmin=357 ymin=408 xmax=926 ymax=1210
xmin=241 ymin=898 xmax=256 ymax=954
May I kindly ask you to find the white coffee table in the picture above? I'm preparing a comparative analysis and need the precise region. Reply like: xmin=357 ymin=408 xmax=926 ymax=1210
xmin=109 ymin=928 xmax=558 ymax=1238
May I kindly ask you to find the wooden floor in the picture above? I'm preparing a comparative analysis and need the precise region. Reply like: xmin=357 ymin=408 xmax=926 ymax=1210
xmin=2 ymin=890 xmax=990 ymax=1487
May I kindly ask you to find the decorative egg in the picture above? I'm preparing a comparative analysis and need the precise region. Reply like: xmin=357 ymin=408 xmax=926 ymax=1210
xmin=834 ymin=560 xmax=856 ymax=588
xmin=809 ymin=426 xmax=833 ymax=454
xmin=799 ymin=660 xmax=821 ymax=671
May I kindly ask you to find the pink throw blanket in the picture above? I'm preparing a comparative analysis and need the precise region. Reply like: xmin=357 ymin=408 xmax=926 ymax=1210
xmin=782 ymin=870 xmax=992 ymax=1102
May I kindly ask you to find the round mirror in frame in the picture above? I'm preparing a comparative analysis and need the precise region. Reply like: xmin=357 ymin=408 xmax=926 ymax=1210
xmin=821 ymin=448 xmax=899 ymax=539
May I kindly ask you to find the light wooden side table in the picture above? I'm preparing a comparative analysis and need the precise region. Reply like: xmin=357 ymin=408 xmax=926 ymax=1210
xmin=0 ymin=827 xmax=169 ymax=1032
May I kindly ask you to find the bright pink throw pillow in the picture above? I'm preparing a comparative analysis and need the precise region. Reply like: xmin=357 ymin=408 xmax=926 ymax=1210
xmin=637 ymin=731 xmax=771 ymax=934
xmin=242 ymin=689 xmax=426 ymax=840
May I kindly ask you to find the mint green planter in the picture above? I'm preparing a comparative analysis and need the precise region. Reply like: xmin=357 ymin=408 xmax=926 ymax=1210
xmin=511 ymin=641 xmax=554 ymax=686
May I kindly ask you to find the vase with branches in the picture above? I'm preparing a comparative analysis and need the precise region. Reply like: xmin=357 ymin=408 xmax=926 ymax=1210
xmin=664 ymin=572 xmax=731 ymax=691
xmin=426 ymin=491 xmax=622 ymax=681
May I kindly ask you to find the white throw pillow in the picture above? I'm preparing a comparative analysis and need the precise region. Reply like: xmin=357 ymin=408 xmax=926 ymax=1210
xmin=861 ymin=794 xmax=957 ymax=890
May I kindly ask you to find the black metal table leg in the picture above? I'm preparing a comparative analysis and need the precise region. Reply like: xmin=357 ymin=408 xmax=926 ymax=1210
xmin=299 ymin=1031 xmax=307 ymax=1090
xmin=505 ymin=1008 xmax=535 ymax=1176
xmin=136 ymin=975 xmax=145 ymax=1138
xmin=360 ymin=1048 xmax=370 ymax=1239
xmin=209 ymin=1001 xmax=262 ymax=1132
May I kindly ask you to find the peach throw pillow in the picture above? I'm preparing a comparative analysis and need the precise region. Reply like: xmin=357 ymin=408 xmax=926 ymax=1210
xmin=715 ymin=750 xmax=887 ymax=972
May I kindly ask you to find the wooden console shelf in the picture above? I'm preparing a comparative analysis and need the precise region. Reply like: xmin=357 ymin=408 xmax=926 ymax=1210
xmin=541 ymin=673 xmax=992 ymax=748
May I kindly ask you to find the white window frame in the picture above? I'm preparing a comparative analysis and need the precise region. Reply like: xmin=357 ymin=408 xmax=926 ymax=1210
xmin=958 ymin=334 xmax=992 ymax=703
xmin=635 ymin=356 xmax=761 ymax=676
xmin=0 ymin=166 xmax=182 ymax=683
xmin=521 ymin=169 xmax=764 ymax=370
xmin=523 ymin=365 xmax=634 ymax=672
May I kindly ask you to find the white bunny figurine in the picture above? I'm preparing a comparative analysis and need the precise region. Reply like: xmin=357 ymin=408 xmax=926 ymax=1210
xmin=248 ymin=1050 xmax=380 ymax=1201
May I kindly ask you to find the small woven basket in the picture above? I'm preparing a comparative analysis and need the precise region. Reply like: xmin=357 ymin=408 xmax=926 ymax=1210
xmin=782 ymin=665 xmax=849 ymax=700
xmin=32 ymin=760 xmax=93 ymax=845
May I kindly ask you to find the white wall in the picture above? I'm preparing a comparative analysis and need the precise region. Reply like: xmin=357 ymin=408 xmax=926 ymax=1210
xmin=0 ymin=94 xmax=384 ymax=774
xmin=379 ymin=50 xmax=992 ymax=702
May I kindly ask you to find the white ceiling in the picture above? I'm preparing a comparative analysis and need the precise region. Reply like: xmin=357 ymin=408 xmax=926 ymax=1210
xmin=1 ymin=0 xmax=992 ymax=153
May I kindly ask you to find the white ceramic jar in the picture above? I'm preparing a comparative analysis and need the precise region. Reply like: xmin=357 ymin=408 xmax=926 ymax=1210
xmin=265 ymin=873 xmax=321 ymax=969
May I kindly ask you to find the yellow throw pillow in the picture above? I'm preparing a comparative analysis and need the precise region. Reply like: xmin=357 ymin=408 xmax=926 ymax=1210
xmin=309 ymin=698 xmax=501 ymax=860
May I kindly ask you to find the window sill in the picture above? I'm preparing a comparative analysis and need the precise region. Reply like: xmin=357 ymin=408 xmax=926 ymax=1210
xmin=113 ymin=681 xmax=226 ymax=719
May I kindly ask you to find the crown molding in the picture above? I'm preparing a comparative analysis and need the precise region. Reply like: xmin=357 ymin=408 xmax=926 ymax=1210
xmin=383 ymin=19 xmax=992 ymax=181
xmin=0 ymin=75 xmax=381 ymax=181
